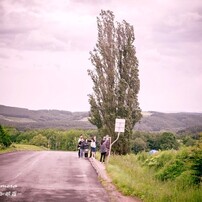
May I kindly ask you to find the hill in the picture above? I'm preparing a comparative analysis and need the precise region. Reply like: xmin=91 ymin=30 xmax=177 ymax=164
xmin=0 ymin=105 xmax=94 ymax=130
xmin=134 ymin=111 xmax=202 ymax=132
xmin=0 ymin=105 xmax=202 ymax=132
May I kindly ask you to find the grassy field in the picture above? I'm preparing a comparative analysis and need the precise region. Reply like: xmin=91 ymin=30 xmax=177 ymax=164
xmin=0 ymin=143 xmax=49 ymax=154
xmin=106 ymin=150 xmax=202 ymax=202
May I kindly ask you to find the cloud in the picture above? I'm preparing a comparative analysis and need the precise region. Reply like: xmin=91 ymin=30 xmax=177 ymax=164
xmin=0 ymin=0 xmax=201 ymax=112
xmin=0 ymin=0 xmax=98 ymax=52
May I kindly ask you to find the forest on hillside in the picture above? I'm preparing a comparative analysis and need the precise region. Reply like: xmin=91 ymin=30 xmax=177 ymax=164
xmin=0 ymin=105 xmax=202 ymax=132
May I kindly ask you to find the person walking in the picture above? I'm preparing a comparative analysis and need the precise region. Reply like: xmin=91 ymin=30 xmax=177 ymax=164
xmin=77 ymin=135 xmax=83 ymax=158
xmin=100 ymin=140 xmax=107 ymax=163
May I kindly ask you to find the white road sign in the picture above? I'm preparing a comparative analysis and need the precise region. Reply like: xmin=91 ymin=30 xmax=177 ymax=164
xmin=115 ymin=118 xmax=125 ymax=132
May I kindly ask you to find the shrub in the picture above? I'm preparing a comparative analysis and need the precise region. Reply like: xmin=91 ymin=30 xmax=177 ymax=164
xmin=189 ymin=144 xmax=202 ymax=185
xmin=155 ymin=159 xmax=186 ymax=181
xmin=159 ymin=132 xmax=179 ymax=150
xmin=0 ymin=125 xmax=12 ymax=147
xmin=141 ymin=150 xmax=175 ymax=170
xmin=175 ymin=170 xmax=196 ymax=189
xmin=132 ymin=138 xmax=147 ymax=154
xmin=30 ymin=134 xmax=48 ymax=147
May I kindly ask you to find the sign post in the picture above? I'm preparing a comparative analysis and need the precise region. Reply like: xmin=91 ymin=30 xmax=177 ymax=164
xmin=107 ymin=118 xmax=125 ymax=164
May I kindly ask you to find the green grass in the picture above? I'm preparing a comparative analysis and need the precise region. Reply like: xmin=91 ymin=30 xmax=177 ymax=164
xmin=0 ymin=143 xmax=49 ymax=154
xmin=106 ymin=153 xmax=202 ymax=202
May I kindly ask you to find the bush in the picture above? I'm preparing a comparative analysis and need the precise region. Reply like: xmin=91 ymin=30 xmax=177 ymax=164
xmin=141 ymin=150 xmax=175 ymax=170
xmin=155 ymin=159 xmax=186 ymax=181
xmin=30 ymin=134 xmax=48 ymax=147
xmin=132 ymin=138 xmax=147 ymax=154
xmin=159 ymin=132 xmax=179 ymax=150
xmin=137 ymin=144 xmax=202 ymax=186
xmin=0 ymin=125 xmax=12 ymax=148
xmin=108 ymin=153 xmax=202 ymax=202
xmin=175 ymin=170 xmax=196 ymax=189
xmin=189 ymin=144 xmax=202 ymax=185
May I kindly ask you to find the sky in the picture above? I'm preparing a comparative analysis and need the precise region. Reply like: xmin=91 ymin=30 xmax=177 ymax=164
xmin=0 ymin=0 xmax=202 ymax=112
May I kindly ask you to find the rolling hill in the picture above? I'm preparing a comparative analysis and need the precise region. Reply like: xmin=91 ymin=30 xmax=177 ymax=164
xmin=0 ymin=105 xmax=202 ymax=132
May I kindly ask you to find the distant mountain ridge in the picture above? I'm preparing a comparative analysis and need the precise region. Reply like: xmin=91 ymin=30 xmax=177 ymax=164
xmin=134 ymin=111 xmax=202 ymax=132
xmin=0 ymin=105 xmax=94 ymax=130
xmin=0 ymin=105 xmax=202 ymax=132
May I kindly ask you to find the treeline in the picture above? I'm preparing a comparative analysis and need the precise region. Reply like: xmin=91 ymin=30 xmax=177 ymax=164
xmin=131 ymin=131 xmax=201 ymax=154
xmin=0 ymin=125 xmax=98 ymax=151
xmin=1 ymin=124 xmax=201 ymax=154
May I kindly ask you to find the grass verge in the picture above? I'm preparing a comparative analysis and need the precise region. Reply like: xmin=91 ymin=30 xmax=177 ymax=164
xmin=0 ymin=143 xmax=49 ymax=154
xmin=106 ymin=153 xmax=202 ymax=202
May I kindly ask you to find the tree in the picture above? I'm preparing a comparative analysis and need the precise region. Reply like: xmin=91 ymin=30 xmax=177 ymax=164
xmin=183 ymin=136 xmax=195 ymax=147
xmin=132 ymin=137 xmax=147 ymax=154
xmin=88 ymin=10 xmax=142 ymax=154
xmin=0 ymin=125 xmax=12 ymax=148
xmin=30 ymin=134 xmax=48 ymax=147
xmin=159 ymin=132 xmax=179 ymax=150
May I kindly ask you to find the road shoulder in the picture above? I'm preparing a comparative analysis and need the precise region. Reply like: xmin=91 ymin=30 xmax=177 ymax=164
xmin=89 ymin=158 xmax=142 ymax=202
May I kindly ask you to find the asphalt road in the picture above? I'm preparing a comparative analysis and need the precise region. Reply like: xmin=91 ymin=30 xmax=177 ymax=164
xmin=0 ymin=151 xmax=110 ymax=202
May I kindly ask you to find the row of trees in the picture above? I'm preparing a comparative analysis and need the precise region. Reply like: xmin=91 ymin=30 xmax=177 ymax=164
xmin=131 ymin=131 xmax=201 ymax=154
xmin=1 ymin=125 xmax=200 ymax=154
xmin=3 ymin=128 xmax=98 ymax=151
xmin=132 ymin=132 xmax=179 ymax=154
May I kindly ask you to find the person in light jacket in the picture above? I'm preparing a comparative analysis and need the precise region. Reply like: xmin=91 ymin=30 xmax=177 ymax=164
xmin=90 ymin=136 xmax=96 ymax=158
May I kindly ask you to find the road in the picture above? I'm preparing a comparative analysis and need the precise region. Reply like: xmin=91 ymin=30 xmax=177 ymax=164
xmin=0 ymin=151 xmax=110 ymax=202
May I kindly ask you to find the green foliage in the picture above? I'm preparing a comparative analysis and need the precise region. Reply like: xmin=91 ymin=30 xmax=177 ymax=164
xmin=30 ymin=134 xmax=48 ymax=147
xmin=188 ymin=138 xmax=202 ymax=184
xmin=107 ymin=151 xmax=202 ymax=202
xmin=132 ymin=137 xmax=147 ymax=154
xmin=3 ymin=127 xmax=97 ymax=151
xmin=0 ymin=143 xmax=48 ymax=154
xmin=159 ymin=132 xmax=179 ymax=150
xmin=0 ymin=125 xmax=12 ymax=147
xmin=183 ymin=136 xmax=196 ymax=146
xmin=64 ymin=130 xmax=82 ymax=151
xmin=138 ymin=144 xmax=202 ymax=186
xmin=4 ymin=126 xmax=20 ymax=142
xmin=131 ymin=131 xmax=180 ymax=153
xmin=142 ymin=151 xmax=174 ymax=169
xmin=16 ymin=130 xmax=37 ymax=143
xmin=155 ymin=159 xmax=185 ymax=181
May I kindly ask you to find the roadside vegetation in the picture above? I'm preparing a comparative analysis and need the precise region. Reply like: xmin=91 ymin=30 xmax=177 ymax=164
xmin=1 ymin=124 xmax=202 ymax=201
xmin=0 ymin=124 xmax=97 ymax=153
xmin=0 ymin=143 xmax=48 ymax=154
xmin=107 ymin=135 xmax=202 ymax=202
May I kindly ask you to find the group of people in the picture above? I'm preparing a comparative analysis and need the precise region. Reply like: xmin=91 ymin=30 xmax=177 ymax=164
xmin=77 ymin=135 xmax=110 ymax=163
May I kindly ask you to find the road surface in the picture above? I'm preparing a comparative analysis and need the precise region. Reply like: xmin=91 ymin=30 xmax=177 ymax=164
xmin=0 ymin=151 xmax=110 ymax=202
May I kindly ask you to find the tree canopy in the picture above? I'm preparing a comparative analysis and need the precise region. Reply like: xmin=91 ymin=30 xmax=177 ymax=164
xmin=88 ymin=10 xmax=142 ymax=154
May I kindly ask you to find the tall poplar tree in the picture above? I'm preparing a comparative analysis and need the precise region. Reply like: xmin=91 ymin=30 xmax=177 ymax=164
xmin=88 ymin=10 xmax=142 ymax=154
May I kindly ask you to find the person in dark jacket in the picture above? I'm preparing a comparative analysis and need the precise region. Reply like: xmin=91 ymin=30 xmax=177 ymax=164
xmin=80 ymin=138 xmax=89 ymax=158
xmin=77 ymin=135 xmax=83 ymax=158
xmin=100 ymin=140 xmax=107 ymax=163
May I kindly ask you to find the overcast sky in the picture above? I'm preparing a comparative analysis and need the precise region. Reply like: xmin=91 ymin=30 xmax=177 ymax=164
xmin=0 ymin=0 xmax=202 ymax=112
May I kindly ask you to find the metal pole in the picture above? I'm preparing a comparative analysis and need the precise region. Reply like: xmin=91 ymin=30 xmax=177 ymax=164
xmin=111 ymin=132 xmax=120 ymax=147
xmin=106 ymin=132 xmax=120 ymax=165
